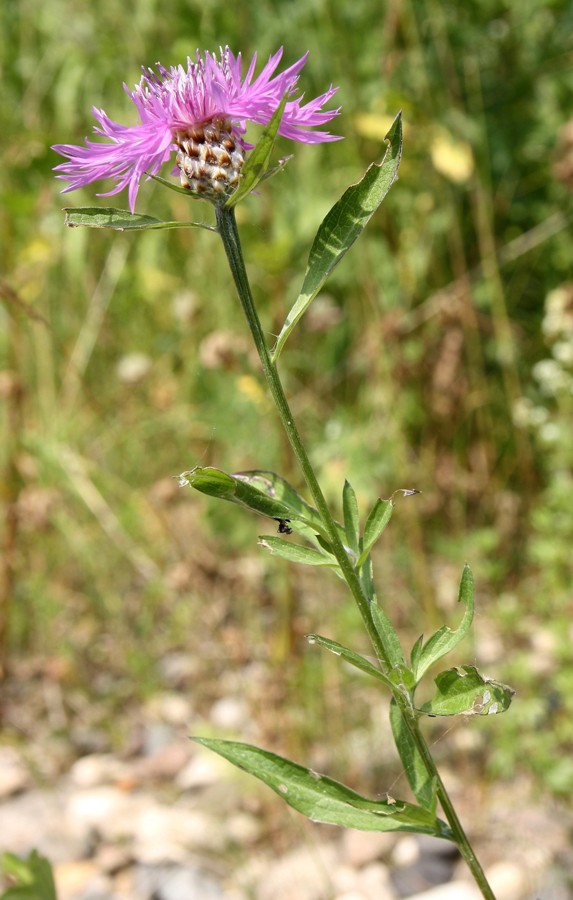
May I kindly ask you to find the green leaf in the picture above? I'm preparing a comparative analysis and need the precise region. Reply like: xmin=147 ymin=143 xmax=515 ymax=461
xmin=272 ymin=111 xmax=403 ymax=362
xmin=180 ymin=467 xmax=349 ymax=554
xmin=192 ymin=737 xmax=452 ymax=838
xmin=412 ymin=564 xmax=475 ymax=682
xmin=1 ymin=850 xmax=57 ymax=900
xmin=342 ymin=480 xmax=360 ymax=555
xmin=356 ymin=499 xmax=393 ymax=568
xmin=389 ymin=701 xmax=437 ymax=814
xmin=63 ymin=207 xmax=215 ymax=231
xmin=306 ymin=633 xmax=395 ymax=690
xmin=258 ymin=535 xmax=340 ymax=569
xmin=371 ymin=599 xmax=407 ymax=670
xmin=418 ymin=665 xmax=515 ymax=717
xmin=225 ymin=92 xmax=289 ymax=209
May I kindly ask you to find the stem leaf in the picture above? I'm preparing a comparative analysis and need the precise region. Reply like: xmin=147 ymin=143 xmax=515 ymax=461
xmin=342 ymin=480 xmax=360 ymax=555
xmin=192 ymin=737 xmax=452 ymax=837
xmin=356 ymin=499 xmax=393 ymax=568
xmin=389 ymin=700 xmax=438 ymax=814
xmin=412 ymin=564 xmax=475 ymax=682
xmin=258 ymin=535 xmax=339 ymax=569
xmin=272 ymin=111 xmax=403 ymax=362
xmin=63 ymin=207 xmax=214 ymax=231
xmin=306 ymin=633 xmax=395 ymax=689
xmin=225 ymin=92 xmax=289 ymax=209
xmin=418 ymin=665 xmax=515 ymax=717
xmin=371 ymin=599 xmax=407 ymax=670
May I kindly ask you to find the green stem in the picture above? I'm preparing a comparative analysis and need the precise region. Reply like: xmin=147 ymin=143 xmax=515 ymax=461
xmin=215 ymin=203 xmax=390 ymax=669
xmin=215 ymin=202 xmax=495 ymax=900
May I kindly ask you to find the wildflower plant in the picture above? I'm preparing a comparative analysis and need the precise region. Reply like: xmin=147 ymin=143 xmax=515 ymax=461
xmin=54 ymin=47 xmax=514 ymax=898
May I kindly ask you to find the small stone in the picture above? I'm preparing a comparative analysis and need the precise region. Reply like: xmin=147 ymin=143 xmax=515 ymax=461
xmin=69 ymin=754 xmax=129 ymax=788
xmin=133 ymin=806 xmax=225 ymax=862
xmin=209 ymin=697 xmax=249 ymax=731
xmin=485 ymin=861 xmax=530 ymax=900
xmin=391 ymin=835 xmax=420 ymax=867
xmin=225 ymin=812 xmax=262 ymax=846
xmin=176 ymin=752 xmax=226 ymax=791
xmin=116 ymin=352 xmax=152 ymax=384
xmin=255 ymin=843 xmax=338 ymax=900
xmin=133 ymin=864 xmax=226 ymax=900
xmin=0 ymin=747 xmax=30 ymax=798
xmin=341 ymin=829 xmax=396 ymax=868
xmin=53 ymin=860 xmax=110 ymax=900
xmin=407 ymin=881 xmax=481 ymax=900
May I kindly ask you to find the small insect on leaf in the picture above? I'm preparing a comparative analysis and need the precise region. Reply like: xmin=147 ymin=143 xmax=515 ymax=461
xmin=275 ymin=518 xmax=293 ymax=535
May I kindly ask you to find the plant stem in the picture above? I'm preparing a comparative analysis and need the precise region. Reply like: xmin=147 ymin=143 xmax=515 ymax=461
xmin=215 ymin=204 xmax=390 ymax=668
xmin=215 ymin=202 xmax=495 ymax=900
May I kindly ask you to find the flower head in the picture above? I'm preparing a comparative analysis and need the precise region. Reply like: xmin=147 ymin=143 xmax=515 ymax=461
xmin=53 ymin=47 xmax=341 ymax=212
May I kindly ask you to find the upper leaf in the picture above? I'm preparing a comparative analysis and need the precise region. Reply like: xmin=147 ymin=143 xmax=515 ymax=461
xmin=192 ymin=737 xmax=452 ymax=838
xmin=271 ymin=111 xmax=402 ymax=362
xmin=225 ymin=92 xmax=289 ymax=209
xmin=411 ymin=564 xmax=475 ymax=682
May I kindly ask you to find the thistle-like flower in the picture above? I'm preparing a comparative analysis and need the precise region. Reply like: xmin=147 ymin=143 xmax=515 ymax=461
xmin=53 ymin=47 xmax=341 ymax=212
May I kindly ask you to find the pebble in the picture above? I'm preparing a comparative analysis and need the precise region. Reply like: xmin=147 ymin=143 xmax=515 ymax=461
xmin=407 ymin=881 xmax=481 ymax=900
xmin=341 ymin=829 xmax=397 ymax=868
xmin=0 ymin=746 xmax=30 ymax=798
xmin=486 ymin=860 xmax=530 ymax=899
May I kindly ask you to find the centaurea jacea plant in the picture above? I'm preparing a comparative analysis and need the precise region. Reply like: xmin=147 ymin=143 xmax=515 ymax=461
xmin=54 ymin=48 xmax=513 ymax=899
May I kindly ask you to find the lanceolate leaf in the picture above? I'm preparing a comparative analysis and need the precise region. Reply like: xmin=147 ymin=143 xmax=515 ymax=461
xmin=356 ymin=498 xmax=393 ymax=568
xmin=342 ymin=480 xmax=360 ymax=555
xmin=371 ymin=599 xmax=407 ymax=670
xmin=306 ymin=633 xmax=395 ymax=690
xmin=192 ymin=738 xmax=452 ymax=838
xmin=389 ymin=700 xmax=437 ymax=814
xmin=225 ymin=92 xmax=289 ymax=208
xmin=418 ymin=665 xmax=515 ymax=717
xmin=272 ymin=111 xmax=402 ymax=362
xmin=258 ymin=535 xmax=339 ymax=569
xmin=63 ymin=207 xmax=215 ymax=231
xmin=411 ymin=564 xmax=475 ymax=682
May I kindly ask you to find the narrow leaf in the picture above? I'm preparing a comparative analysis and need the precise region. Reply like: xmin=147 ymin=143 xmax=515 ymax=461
xmin=412 ymin=564 xmax=475 ymax=682
xmin=225 ymin=92 xmax=290 ymax=209
xmin=371 ymin=599 xmax=407 ymax=670
xmin=342 ymin=480 xmax=360 ymax=555
xmin=356 ymin=499 xmax=393 ymax=568
xmin=306 ymin=633 xmax=395 ymax=690
xmin=272 ymin=111 xmax=403 ymax=362
xmin=179 ymin=466 xmax=296 ymax=521
xmin=233 ymin=470 xmax=341 ymax=540
xmin=192 ymin=738 xmax=452 ymax=837
xmin=389 ymin=701 xmax=437 ymax=814
xmin=63 ymin=207 xmax=214 ymax=231
xmin=258 ymin=536 xmax=340 ymax=569
xmin=418 ymin=665 xmax=515 ymax=717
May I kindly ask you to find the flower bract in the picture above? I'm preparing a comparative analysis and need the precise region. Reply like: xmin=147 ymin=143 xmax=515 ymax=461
xmin=53 ymin=47 xmax=341 ymax=211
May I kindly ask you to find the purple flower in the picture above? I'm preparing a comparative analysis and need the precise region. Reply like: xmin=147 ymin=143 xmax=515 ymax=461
xmin=53 ymin=47 xmax=341 ymax=212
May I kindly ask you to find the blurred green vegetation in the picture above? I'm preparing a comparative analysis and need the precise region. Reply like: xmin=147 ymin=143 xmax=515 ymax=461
xmin=1 ymin=0 xmax=573 ymax=804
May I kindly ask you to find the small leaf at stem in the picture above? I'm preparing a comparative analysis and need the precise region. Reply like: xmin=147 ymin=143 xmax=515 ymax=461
xmin=342 ymin=480 xmax=361 ymax=555
xmin=192 ymin=737 xmax=452 ymax=837
xmin=418 ymin=665 xmax=515 ymax=717
xmin=411 ymin=563 xmax=475 ymax=682
xmin=371 ymin=599 xmax=407 ymax=670
xmin=258 ymin=535 xmax=340 ymax=569
xmin=356 ymin=498 xmax=393 ymax=568
xmin=272 ymin=111 xmax=403 ymax=362
xmin=63 ymin=207 xmax=215 ymax=231
xmin=225 ymin=92 xmax=290 ymax=209
xmin=389 ymin=700 xmax=438 ymax=814
xmin=306 ymin=633 xmax=395 ymax=689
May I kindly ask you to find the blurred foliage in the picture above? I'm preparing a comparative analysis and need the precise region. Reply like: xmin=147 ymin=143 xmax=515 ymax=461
xmin=1 ymin=0 xmax=573 ymax=801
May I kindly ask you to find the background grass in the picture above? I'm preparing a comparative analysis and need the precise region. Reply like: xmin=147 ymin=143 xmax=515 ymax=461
xmin=2 ymin=0 xmax=573 ymax=829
